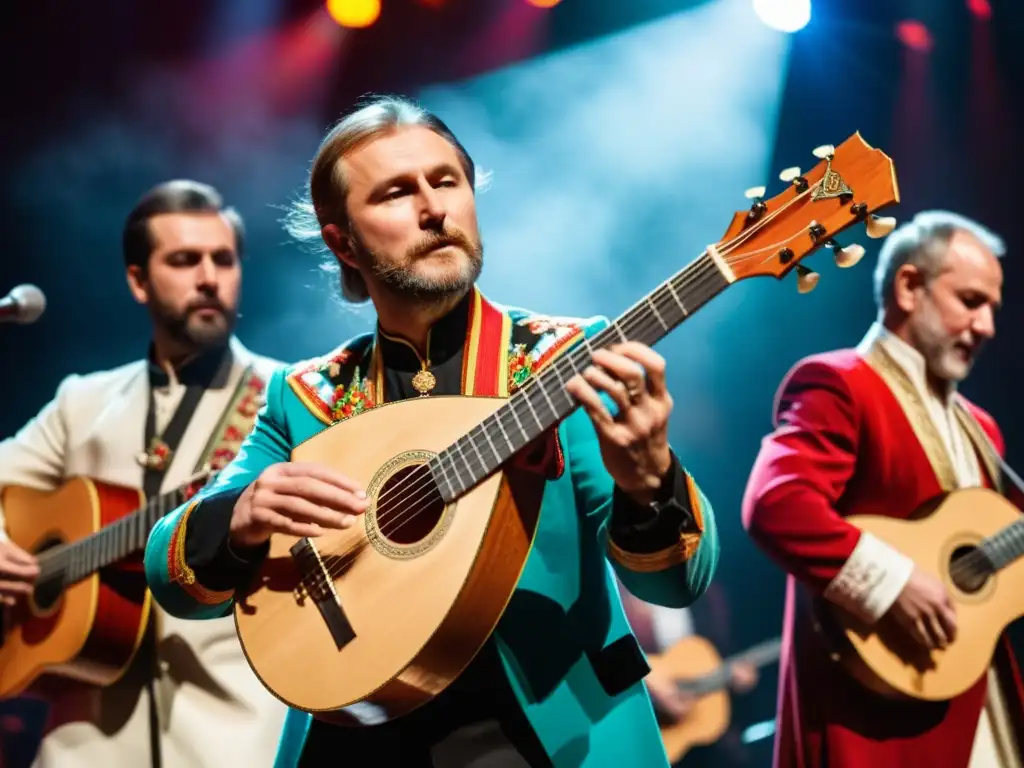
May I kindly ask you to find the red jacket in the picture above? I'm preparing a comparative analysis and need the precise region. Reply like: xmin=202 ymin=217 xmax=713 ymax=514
xmin=742 ymin=345 xmax=1024 ymax=768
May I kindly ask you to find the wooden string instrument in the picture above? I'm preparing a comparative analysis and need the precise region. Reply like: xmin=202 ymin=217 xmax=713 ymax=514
xmin=233 ymin=133 xmax=901 ymax=721
xmin=649 ymin=634 xmax=781 ymax=762
xmin=0 ymin=472 xmax=209 ymax=697
xmin=815 ymin=488 xmax=1024 ymax=701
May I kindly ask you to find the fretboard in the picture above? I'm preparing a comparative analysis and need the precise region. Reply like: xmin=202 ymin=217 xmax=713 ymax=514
xmin=677 ymin=636 xmax=782 ymax=696
xmin=979 ymin=517 xmax=1024 ymax=572
xmin=429 ymin=251 xmax=731 ymax=502
xmin=34 ymin=486 xmax=191 ymax=588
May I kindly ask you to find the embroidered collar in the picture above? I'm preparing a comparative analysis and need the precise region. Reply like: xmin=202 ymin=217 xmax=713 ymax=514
xmin=857 ymin=322 xmax=956 ymax=407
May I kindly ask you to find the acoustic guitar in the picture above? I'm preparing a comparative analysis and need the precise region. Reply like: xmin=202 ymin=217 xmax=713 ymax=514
xmin=815 ymin=487 xmax=1024 ymax=702
xmin=649 ymin=634 xmax=781 ymax=763
xmin=0 ymin=472 xmax=209 ymax=698
xmin=233 ymin=132 xmax=901 ymax=722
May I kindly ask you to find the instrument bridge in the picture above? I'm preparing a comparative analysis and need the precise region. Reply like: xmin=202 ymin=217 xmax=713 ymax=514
xmin=290 ymin=538 xmax=355 ymax=650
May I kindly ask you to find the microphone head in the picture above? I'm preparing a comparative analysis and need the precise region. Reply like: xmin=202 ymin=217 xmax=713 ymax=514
xmin=10 ymin=284 xmax=46 ymax=324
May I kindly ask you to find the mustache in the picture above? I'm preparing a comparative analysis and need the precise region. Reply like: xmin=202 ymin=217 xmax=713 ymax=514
xmin=407 ymin=229 xmax=478 ymax=261
xmin=187 ymin=298 xmax=226 ymax=314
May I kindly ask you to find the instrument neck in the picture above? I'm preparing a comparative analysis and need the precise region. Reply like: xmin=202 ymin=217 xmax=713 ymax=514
xmin=430 ymin=252 xmax=731 ymax=501
xmin=35 ymin=486 xmax=188 ymax=587
xmin=675 ymin=636 xmax=781 ymax=695
xmin=979 ymin=516 xmax=1024 ymax=572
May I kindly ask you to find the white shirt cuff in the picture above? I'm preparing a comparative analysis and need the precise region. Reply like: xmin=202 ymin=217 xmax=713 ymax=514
xmin=822 ymin=531 xmax=914 ymax=624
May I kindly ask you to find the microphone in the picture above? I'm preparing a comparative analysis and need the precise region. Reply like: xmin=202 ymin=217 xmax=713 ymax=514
xmin=0 ymin=284 xmax=47 ymax=325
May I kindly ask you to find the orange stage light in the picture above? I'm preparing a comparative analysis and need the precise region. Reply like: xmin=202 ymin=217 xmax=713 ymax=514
xmin=326 ymin=0 xmax=381 ymax=28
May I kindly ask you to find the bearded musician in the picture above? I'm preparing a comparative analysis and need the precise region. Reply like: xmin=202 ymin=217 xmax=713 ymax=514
xmin=0 ymin=181 xmax=287 ymax=766
xmin=143 ymin=95 xmax=721 ymax=767
xmin=742 ymin=210 xmax=1024 ymax=767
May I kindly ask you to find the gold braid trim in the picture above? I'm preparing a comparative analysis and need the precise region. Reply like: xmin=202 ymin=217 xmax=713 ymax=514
xmin=607 ymin=472 xmax=705 ymax=573
xmin=167 ymin=500 xmax=235 ymax=605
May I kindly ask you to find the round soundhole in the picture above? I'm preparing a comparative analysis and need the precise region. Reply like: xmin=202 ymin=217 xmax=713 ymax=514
xmin=949 ymin=544 xmax=991 ymax=594
xmin=30 ymin=537 xmax=65 ymax=614
xmin=374 ymin=463 xmax=447 ymax=546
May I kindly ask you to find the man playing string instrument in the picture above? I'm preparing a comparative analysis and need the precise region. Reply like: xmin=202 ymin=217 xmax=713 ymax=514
xmin=144 ymin=95 xmax=720 ymax=767
xmin=742 ymin=210 xmax=1024 ymax=767
xmin=0 ymin=180 xmax=286 ymax=767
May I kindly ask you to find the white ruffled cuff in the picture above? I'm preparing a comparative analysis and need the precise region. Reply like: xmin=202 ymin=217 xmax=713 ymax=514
xmin=822 ymin=532 xmax=914 ymax=624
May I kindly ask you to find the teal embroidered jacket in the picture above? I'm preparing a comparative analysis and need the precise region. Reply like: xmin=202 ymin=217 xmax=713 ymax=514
xmin=144 ymin=290 xmax=719 ymax=767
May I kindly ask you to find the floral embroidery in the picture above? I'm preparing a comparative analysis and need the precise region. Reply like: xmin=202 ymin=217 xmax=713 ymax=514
xmin=518 ymin=315 xmax=579 ymax=336
xmin=286 ymin=337 xmax=375 ymax=426
xmin=507 ymin=344 xmax=536 ymax=393
xmin=326 ymin=349 xmax=352 ymax=380
xmin=330 ymin=367 xmax=375 ymax=422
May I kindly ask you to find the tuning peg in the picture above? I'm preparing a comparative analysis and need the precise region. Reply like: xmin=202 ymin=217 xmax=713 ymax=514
xmin=812 ymin=144 xmax=835 ymax=159
xmin=866 ymin=215 xmax=897 ymax=239
xmin=744 ymin=186 xmax=767 ymax=200
xmin=779 ymin=167 xmax=801 ymax=183
xmin=796 ymin=264 xmax=819 ymax=294
xmin=833 ymin=243 xmax=865 ymax=268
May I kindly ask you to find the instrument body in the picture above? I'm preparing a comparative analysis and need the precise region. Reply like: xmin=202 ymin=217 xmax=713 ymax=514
xmin=817 ymin=488 xmax=1024 ymax=701
xmin=235 ymin=396 xmax=544 ymax=723
xmin=649 ymin=634 xmax=781 ymax=762
xmin=0 ymin=479 xmax=151 ymax=698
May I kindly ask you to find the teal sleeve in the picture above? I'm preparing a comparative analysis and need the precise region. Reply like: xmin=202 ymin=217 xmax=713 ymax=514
xmin=563 ymin=317 xmax=721 ymax=608
xmin=144 ymin=367 xmax=292 ymax=620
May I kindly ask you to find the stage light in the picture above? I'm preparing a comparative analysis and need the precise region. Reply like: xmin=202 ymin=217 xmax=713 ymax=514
xmin=966 ymin=0 xmax=992 ymax=21
xmin=525 ymin=0 xmax=563 ymax=8
xmin=752 ymin=0 xmax=811 ymax=33
xmin=326 ymin=0 xmax=381 ymax=28
xmin=896 ymin=20 xmax=933 ymax=53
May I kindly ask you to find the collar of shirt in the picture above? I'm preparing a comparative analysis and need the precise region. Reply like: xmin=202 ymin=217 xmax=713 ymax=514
xmin=146 ymin=341 xmax=233 ymax=390
xmin=857 ymin=321 xmax=957 ymax=408
xmin=375 ymin=290 xmax=473 ymax=372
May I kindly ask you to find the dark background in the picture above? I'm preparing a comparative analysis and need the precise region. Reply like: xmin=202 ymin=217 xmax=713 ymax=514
xmin=1 ymin=0 xmax=1022 ymax=764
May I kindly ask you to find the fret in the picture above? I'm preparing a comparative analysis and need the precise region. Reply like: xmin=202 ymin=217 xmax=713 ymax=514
xmin=645 ymin=295 xmax=667 ymax=331
xmin=128 ymin=512 xmax=138 ymax=552
xmin=505 ymin=400 xmax=529 ymax=443
xmin=535 ymin=380 xmax=559 ymax=419
xmin=478 ymin=422 xmax=500 ymax=465
xmin=492 ymin=412 xmax=513 ymax=452
xmin=666 ymin=279 xmax=687 ymax=316
xmin=466 ymin=428 xmax=488 ymax=474
xmin=520 ymin=390 xmax=544 ymax=431
xmin=452 ymin=437 xmax=472 ymax=475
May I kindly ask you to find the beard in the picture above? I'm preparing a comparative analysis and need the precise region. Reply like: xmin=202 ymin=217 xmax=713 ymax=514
xmin=353 ymin=226 xmax=483 ymax=306
xmin=150 ymin=291 xmax=237 ymax=352
xmin=908 ymin=297 xmax=978 ymax=383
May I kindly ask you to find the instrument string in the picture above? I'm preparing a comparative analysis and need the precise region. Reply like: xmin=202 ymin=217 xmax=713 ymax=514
xmin=304 ymin=183 xmax=826 ymax=588
xmin=364 ymin=183 xmax=818 ymax=527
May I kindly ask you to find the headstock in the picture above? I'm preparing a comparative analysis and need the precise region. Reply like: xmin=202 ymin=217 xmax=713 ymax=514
xmin=715 ymin=133 xmax=900 ymax=292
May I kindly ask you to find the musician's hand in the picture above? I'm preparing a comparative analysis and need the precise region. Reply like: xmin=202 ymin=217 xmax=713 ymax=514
xmin=886 ymin=568 xmax=957 ymax=651
xmin=729 ymin=661 xmax=758 ymax=694
xmin=229 ymin=462 xmax=370 ymax=549
xmin=0 ymin=540 xmax=39 ymax=606
xmin=645 ymin=670 xmax=695 ymax=725
xmin=565 ymin=342 xmax=673 ymax=504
